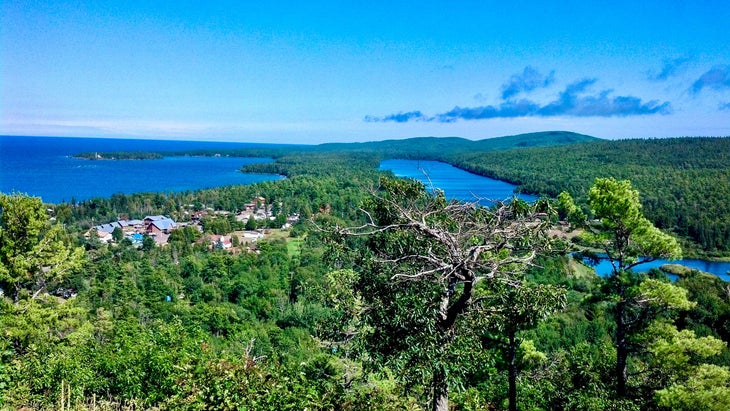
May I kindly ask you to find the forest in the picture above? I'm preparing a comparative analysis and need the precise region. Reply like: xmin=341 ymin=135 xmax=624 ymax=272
xmin=443 ymin=137 xmax=730 ymax=255
xmin=79 ymin=133 xmax=730 ymax=255
xmin=2 ymin=135 xmax=730 ymax=410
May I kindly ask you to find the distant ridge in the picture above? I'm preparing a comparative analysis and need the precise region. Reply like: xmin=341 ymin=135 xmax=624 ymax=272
xmin=316 ymin=131 xmax=600 ymax=158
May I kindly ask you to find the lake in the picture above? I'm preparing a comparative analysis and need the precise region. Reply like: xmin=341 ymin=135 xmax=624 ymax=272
xmin=588 ymin=256 xmax=730 ymax=281
xmin=380 ymin=159 xmax=730 ymax=280
xmin=0 ymin=135 xmax=285 ymax=203
xmin=379 ymin=159 xmax=538 ymax=204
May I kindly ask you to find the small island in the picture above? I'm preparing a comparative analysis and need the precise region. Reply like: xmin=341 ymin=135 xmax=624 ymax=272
xmin=660 ymin=263 xmax=716 ymax=279
xmin=75 ymin=151 xmax=164 ymax=160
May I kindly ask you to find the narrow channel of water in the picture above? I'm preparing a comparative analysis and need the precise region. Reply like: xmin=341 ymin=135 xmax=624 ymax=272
xmin=379 ymin=159 xmax=537 ymax=204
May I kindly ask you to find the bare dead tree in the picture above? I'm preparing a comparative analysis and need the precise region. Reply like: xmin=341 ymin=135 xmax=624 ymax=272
xmin=318 ymin=177 xmax=556 ymax=411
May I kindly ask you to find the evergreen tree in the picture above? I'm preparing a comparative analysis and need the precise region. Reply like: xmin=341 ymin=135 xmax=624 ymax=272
xmin=584 ymin=178 xmax=685 ymax=398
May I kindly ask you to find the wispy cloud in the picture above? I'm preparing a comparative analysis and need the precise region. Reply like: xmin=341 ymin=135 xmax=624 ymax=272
xmin=537 ymin=78 xmax=671 ymax=117
xmin=366 ymin=78 xmax=672 ymax=123
xmin=435 ymin=100 xmax=540 ymax=122
xmin=501 ymin=66 xmax=555 ymax=99
xmin=364 ymin=111 xmax=427 ymax=123
xmin=690 ymin=65 xmax=730 ymax=94
xmin=648 ymin=56 xmax=692 ymax=81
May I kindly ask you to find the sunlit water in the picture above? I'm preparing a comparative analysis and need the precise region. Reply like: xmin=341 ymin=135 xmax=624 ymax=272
xmin=0 ymin=136 xmax=285 ymax=203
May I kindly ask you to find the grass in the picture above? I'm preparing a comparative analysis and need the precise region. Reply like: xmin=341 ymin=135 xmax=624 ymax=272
xmin=286 ymin=236 xmax=304 ymax=258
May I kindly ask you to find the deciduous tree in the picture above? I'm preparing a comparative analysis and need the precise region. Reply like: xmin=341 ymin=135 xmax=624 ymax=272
xmin=480 ymin=280 xmax=566 ymax=411
xmin=0 ymin=193 xmax=84 ymax=303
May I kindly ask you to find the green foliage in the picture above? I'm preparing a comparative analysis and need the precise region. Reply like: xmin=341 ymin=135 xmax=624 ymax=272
xmin=638 ymin=279 xmax=695 ymax=311
xmin=4 ymin=142 xmax=730 ymax=410
xmin=245 ymin=215 xmax=257 ymax=231
xmin=449 ymin=137 xmax=730 ymax=254
xmin=111 ymin=226 xmax=123 ymax=242
xmin=656 ymin=364 xmax=730 ymax=411
xmin=0 ymin=193 xmax=84 ymax=302
xmin=338 ymin=177 xmax=557 ymax=409
xmin=648 ymin=322 xmax=726 ymax=369
xmin=587 ymin=177 xmax=681 ymax=269
xmin=480 ymin=281 xmax=567 ymax=337
xmin=649 ymin=323 xmax=730 ymax=411
xmin=557 ymin=191 xmax=587 ymax=228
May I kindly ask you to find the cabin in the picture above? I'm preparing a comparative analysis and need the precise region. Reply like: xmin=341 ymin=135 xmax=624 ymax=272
xmin=146 ymin=218 xmax=177 ymax=235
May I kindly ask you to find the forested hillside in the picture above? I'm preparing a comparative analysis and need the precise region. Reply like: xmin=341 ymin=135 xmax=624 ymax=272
xmin=315 ymin=131 xmax=598 ymax=159
xmin=446 ymin=137 xmax=730 ymax=255
xmin=79 ymin=131 xmax=597 ymax=163
xmin=3 ymin=148 xmax=730 ymax=410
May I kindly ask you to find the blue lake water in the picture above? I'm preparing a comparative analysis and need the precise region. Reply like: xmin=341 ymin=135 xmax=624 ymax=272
xmin=588 ymin=257 xmax=730 ymax=281
xmin=380 ymin=159 xmax=730 ymax=280
xmin=0 ymin=135 xmax=285 ymax=203
xmin=379 ymin=159 xmax=538 ymax=204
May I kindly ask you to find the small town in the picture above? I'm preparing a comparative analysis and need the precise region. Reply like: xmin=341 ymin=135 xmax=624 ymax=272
xmin=87 ymin=196 xmax=300 ymax=252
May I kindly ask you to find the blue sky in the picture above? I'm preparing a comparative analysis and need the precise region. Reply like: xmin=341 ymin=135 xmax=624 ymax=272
xmin=2 ymin=1 xmax=729 ymax=144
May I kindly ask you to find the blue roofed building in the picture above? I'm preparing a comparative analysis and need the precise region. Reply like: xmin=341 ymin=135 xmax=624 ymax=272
xmin=145 ymin=216 xmax=177 ymax=234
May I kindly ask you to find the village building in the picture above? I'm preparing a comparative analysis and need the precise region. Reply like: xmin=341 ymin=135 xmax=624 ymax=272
xmin=88 ymin=215 xmax=178 ymax=246
xmin=207 ymin=234 xmax=233 ymax=250
xmin=146 ymin=217 xmax=176 ymax=235
xmin=97 ymin=231 xmax=114 ymax=244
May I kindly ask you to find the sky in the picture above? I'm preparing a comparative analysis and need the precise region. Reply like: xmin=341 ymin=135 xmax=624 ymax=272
xmin=1 ymin=1 xmax=729 ymax=144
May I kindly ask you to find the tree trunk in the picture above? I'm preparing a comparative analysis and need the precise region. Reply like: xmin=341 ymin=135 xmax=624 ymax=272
xmin=432 ymin=365 xmax=449 ymax=411
xmin=615 ymin=295 xmax=628 ymax=398
xmin=508 ymin=332 xmax=517 ymax=411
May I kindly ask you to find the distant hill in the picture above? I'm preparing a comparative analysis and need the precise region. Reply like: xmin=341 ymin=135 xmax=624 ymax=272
xmin=316 ymin=131 xmax=600 ymax=159
xmin=71 ymin=131 xmax=600 ymax=162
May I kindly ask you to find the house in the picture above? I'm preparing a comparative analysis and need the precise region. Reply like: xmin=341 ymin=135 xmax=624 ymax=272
xmin=120 ymin=219 xmax=145 ymax=233
xmin=144 ymin=215 xmax=168 ymax=225
xmin=93 ymin=218 xmax=146 ymax=237
xmin=191 ymin=211 xmax=207 ymax=221
xmin=208 ymin=234 xmax=233 ymax=250
xmin=147 ymin=219 xmax=176 ymax=235
xmin=94 ymin=221 xmax=122 ymax=233
xmin=145 ymin=215 xmax=177 ymax=234
xmin=97 ymin=231 xmax=113 ymax=244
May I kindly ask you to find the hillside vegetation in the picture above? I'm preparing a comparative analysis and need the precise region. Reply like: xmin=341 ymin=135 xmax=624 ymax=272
xmin=4 ymin=141 xmax=730 ymax=410
xmin=74 ymin=132 xmax=730 ymax=254
xmin=316 ymin=131 xmax=598 ymax=159
xmin=445 ymin=137 xmax=730 ymax=254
